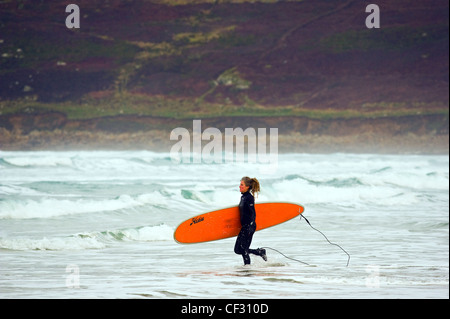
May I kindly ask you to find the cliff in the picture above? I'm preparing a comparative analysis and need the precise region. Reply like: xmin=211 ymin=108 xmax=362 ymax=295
xmin=0 ymin=0 xmax=448 ymax=153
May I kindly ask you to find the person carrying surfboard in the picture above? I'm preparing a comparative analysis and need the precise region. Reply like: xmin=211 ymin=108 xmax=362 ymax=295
xmin=234 ymin=176 xmax=267 ymax=265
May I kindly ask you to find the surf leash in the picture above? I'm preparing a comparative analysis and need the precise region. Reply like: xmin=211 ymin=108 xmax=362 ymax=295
xmin=261 ymin=213 xmax=350 ymax=267
xmin=300 ymin=214 xmax=351 ymax=267
xmin=260 ymin=247 xmax=310 ymax=266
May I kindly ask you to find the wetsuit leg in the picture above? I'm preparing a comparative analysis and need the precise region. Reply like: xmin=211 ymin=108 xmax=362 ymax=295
xmin=248 ymin=248 xmax=261 ymax=255
xmin=234 ymin=223 xmax=256 ymax=265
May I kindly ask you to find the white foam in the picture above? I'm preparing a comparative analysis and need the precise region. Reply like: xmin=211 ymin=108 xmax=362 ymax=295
xmin=0 ymin=225 xmax=174 ymax=251
xmin=0 ymin=197 xmax=123 ymax=219
xmin=0 ymin=192 xmax=170 ymax=219
xmin=0 ymin=184 xmax=44 ymax=196
xmin=0 ymin=235 xmax=105 ymax=251
xmin=109 ymin=224 xmax=174 ymax=242
xmin=2 ymin=155 xmax=74 ymax=167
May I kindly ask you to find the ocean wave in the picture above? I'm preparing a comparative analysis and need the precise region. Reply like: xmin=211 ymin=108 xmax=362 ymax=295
xmin=0 ymin=235 xmax=106 ymax=251
xmin=0 ymin=192 xmax=169 ymax=219
xmin=0 ymin=184 xmax=46 ymax=196
xmin=0 ymin=224 xmax=174 ymax=251
xmin=92 ymin=224 xmax=174 ymax=242
xmin=0 ymin=151 xmax=172 ymax=170
xmin=0 ymin=155 xmax=75 ymax=168
xmin=282 ymin=174 xmax=365 ymax=188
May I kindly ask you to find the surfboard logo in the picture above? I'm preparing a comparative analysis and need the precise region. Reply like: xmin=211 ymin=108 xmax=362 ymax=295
xmin=190 ymin=216 xmax=204 ymax=226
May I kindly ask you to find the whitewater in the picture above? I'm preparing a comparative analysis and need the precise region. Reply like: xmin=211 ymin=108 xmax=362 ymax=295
xmin=0 ymin=151 xmax=448 ymax=299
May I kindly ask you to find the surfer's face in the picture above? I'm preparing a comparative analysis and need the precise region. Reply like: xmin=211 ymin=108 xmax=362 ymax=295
xmin=239 ymin=181 xmax=249 ymax=193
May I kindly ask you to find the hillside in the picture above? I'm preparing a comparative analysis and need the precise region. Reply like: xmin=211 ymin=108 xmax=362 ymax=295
xmin=0 ymin=0 xmax=448 ymax=153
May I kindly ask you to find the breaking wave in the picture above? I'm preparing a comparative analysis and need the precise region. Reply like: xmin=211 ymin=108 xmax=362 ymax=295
xmin=0 ymin=224 xmax=174 ymax=251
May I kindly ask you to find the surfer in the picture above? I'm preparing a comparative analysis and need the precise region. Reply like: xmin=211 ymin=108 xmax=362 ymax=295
xmin=234 ymin=176 xmax=267 ymax=265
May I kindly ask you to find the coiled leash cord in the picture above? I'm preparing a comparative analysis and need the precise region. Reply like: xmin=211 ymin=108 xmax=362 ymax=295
xmin=262 ymin=214 xmax=350 ymax=267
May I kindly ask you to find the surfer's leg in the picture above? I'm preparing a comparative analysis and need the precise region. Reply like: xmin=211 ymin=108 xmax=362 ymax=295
xmin=234 ymin=225 xmax=254 ymax=265
xmin=242 ymin=251 xmax=251 ymax=265
xmin=249 ymin=248 xmax=267 ymax=261
xmin=246 ymin=223 xmax=267 ymax=261
xmin=234 ymin=228 xmax=245 ymax=255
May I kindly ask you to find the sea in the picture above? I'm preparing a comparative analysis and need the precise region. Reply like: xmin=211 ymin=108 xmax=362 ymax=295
xmin=0 ymin=151 xmax=448 ymax=299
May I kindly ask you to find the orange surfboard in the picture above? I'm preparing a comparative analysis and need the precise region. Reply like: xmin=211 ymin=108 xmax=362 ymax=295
xmin=174 ymin=202 xmax=304 ymax=244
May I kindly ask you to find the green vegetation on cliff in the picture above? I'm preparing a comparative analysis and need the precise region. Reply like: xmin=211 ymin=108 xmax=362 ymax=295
xmin=0 ymin=0 xmax=448 ymax=130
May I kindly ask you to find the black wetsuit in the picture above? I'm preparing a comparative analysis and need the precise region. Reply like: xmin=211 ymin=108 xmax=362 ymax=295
xmin=234 ymin=191 xmax=263 ymax=265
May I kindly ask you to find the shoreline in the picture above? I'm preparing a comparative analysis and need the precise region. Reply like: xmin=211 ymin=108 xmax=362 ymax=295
xmin=1 ymin=112 xmax=448 ymax=154
xmin=1 ymin=128 xmax=448 ymax=155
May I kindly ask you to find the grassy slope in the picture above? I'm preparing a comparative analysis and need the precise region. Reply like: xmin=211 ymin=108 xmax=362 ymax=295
xmin=0 ymin=0 xmax=448 ymax=123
